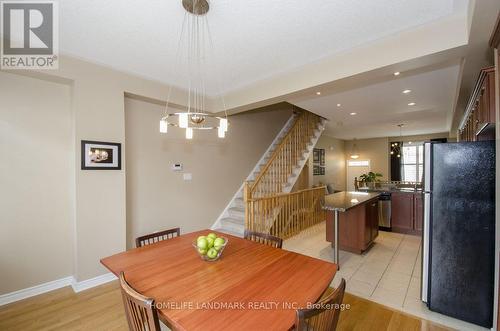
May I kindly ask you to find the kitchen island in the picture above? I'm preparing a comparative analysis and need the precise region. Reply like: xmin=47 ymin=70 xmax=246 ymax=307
xmin=323 ymin=191 xmax=381 ymax=266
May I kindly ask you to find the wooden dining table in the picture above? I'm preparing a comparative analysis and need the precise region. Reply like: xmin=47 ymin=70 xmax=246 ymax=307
xmin=101 ymin=230 xmax=337 ymax=331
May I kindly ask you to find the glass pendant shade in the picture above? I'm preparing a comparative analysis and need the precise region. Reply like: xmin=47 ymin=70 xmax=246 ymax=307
xmin=350 ymin=142 xmax=359 ymax=159
xmin=218 ymin=126 xmax=225 ymax=138
xmin=179 ymin=113 xmax=188 ymax=128
xmin=159 ymin=118 xmax=168 ymax=133
xmin=186 ymin=127 xmax=193 ymax=139
xmin=219 ymin=118 xmax=228 ymax=132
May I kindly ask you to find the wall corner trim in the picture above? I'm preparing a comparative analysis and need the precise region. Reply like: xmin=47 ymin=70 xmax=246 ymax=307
xmin=71 ymin=272 xmax=117 ymax=293
xmin=0 ymin=276 xmax=74 ymax=306
xmin=0 ymin=273 xmax=118 ymax=306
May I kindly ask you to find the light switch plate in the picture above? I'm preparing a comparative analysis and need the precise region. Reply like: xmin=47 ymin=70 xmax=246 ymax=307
xmin=183 ymin=173 xmax=192 ymax=181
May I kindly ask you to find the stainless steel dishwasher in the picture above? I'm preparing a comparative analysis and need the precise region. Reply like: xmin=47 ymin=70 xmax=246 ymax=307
xmin=378 ymin=193 xmax=391 ymax=230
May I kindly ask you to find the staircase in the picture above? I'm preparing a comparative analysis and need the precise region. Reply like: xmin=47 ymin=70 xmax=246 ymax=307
xmin=212 ymin=109 xmax=326 ymax=237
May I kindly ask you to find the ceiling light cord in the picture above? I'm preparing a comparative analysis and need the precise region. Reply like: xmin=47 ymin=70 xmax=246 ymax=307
xmin=163 ymin=11 xmax=188 ymax=120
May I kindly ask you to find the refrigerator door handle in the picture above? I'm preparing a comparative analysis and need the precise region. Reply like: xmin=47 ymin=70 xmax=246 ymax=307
xmin=422 ymin=191 xmax=431 ymax=303
xmin=424 ymin=143 xmax=431 ymax=192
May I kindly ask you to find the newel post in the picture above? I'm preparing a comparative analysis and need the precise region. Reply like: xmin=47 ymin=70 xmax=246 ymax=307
xmin=244 ymin=181 xmax=251 ymax=231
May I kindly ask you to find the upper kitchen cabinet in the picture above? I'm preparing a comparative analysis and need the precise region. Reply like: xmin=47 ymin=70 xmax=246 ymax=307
xmin=458 ymin=67 xmax=496 ymax=142
xmin=459 ymin=67 xmax=496 ymax=141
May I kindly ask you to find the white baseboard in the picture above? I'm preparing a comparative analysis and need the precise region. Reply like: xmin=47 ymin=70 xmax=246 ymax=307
xmin=0 ymin=272 xmax=118 ymax=306
xmin=71 ymin=272 xmax=117 ymax=293
xmin=0 ymin=276 xmax=73 ymax=306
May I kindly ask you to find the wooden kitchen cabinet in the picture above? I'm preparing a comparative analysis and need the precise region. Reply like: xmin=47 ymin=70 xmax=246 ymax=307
xmin=366 ymin=200 xmax=379 ymax=242
xmin=392 ymin=192 xmax=423 ymax=235
xmin=459 ymin=67 xmax=496 ymax=141
xmin=414 ymin=194 xmax=423 ymax=232
xmin=391 ymin=192 xmax=414 ymax=232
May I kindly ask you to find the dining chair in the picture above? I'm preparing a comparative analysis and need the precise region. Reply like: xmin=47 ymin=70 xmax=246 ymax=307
xmin=244 ymin=230 xmax=283 ymax=249
xmin=119 ymin=271 xmax=161 ymax=331
xmin=135 ymin=227 xmax=180 ymax=248
xmin=294 ymin=279 xmax=346 ymax=331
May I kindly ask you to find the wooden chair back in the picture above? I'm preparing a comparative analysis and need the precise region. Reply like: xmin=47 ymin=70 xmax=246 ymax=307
xmin=244 ymin=230 xmax=283 ymax=249
xmin=135 ymin=227 xmax=180 ymax=248
xmin=119 ymin=272 xmax=161 ymax=331
xmin=295 ymin=279 xmax=346 ymax=331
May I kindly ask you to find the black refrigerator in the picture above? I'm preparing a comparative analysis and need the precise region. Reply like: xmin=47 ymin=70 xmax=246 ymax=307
xmin=422 ymin=141 xmax=495 ymax=328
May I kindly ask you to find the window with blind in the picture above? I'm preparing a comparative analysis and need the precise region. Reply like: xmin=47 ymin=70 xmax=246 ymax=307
xmin=401 ymin=142 xmax=424 ymax=182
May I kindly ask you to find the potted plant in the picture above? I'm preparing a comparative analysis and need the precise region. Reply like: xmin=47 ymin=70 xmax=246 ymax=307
xmin=359 ymin=172 xmax=383 ymax=188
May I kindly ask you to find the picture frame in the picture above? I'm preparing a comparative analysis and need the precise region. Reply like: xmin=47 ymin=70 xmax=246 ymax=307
xmin=312 ymin=148 xmax=325 ymax=176
xmin=81 ymin=140 xmax=121 ymax=170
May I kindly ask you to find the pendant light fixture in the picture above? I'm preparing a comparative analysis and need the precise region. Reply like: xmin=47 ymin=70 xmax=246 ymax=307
xmin=159 ymin=0 xmax=229 ymax=139
xmin=350 ymin=139 xmax=360 ymax=159
xmin=390 ymin=124 xmax=405 ymax=158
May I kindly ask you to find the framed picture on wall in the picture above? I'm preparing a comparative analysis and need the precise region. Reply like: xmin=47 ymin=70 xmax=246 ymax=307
xmin=81 ymin=140 xmax=121 ymax=170
xmin=313 ymin=149 xmax=321 ymax=163
xmin=313 ymin=148 xmax=325 ymax=176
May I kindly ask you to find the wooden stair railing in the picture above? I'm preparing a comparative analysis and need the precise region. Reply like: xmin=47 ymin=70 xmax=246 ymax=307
xmin=245 ymin=110 xmax=323 ymax=199
xmin=243 ymin=110 xmax=324 ymax=239
xmin=245 ymin=186 xmax=326 ymax=239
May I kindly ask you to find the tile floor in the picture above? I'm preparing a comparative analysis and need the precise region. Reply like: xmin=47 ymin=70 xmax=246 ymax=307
xmin=283 ymin=222 xmax=489 ymax=331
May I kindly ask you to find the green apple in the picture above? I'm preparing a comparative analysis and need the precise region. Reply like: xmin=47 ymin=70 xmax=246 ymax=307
xmin=213 ymin=237 xmax=225 ymax=251
xmin=206 ymin=247 xmax=218 ymax=259
xmin=198 ymin=248 xmax=207 ymax=255
xmin=197 ymin=237 xmax=208 ymax=250
xmin=206 ymin=236 xmax=214 ymax=248
xmin=197 ymin=235 xmax=206 ymax=242
xmin=207 ymin=233 xmax=217 ymax=240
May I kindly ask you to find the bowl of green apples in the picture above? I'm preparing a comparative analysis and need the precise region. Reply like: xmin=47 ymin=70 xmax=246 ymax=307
xmin=193 ymin=233 xmax=228 ymax=262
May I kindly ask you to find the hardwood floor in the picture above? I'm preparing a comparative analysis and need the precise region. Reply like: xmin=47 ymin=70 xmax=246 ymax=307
xmin=337 ymin=293 xmax=451 ymax=331
xmin=0 ymin=281 xmax=452 ymax=331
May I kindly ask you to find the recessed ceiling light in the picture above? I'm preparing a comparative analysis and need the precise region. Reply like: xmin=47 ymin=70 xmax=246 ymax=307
xmin=316 ymin=91 xmax=321 ymax=95
xmin=402 ymin=89 xmax=411 ymax=94
xmin=394 ymin=72 xmax=401 ymax=76
xmin=408 ymin=141 xmax=413 ymax=144
xmin=350 ymin=112 xmax=357 ymax=116
xmin=337 ymin=103 xmax=341 ymax=107
xmin=408 ymin=102 xmax=416 ymax=106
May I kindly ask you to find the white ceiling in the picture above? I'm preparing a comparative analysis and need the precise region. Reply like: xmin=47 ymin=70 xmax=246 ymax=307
xmin=290 ymin=63 xmax=462 ymax=139
xmin=59 ymin=0 xmax=464 ymax=96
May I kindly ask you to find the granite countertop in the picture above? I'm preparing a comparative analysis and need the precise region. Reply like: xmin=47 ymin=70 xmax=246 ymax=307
xmin=358 ymin=186 xmax=422 ymax=194
xmin=323 ymin=191 xmax=381 ymax=212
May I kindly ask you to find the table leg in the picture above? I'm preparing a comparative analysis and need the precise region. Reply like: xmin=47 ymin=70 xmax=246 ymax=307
xmin=334 ymin=210 xmax=340 ymax=270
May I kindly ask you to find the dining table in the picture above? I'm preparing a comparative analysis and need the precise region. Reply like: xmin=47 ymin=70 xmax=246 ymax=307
xmin=101 ymin=230 xmax=337 ymax=331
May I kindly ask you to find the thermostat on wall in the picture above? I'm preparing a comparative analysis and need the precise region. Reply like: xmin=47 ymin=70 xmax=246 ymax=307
xmin=172 ymin=163 xmax=183 ymax=171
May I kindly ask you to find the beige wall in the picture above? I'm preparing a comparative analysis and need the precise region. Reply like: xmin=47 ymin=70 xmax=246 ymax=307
xmin=0 ymin=72 xmax=73 ymax=294
xmin=309 ymin=135 xmax=346 ymax=191
xmin=1 ymin=55 xmax=208 ymax=290
xmin=345 ymin=138 xmax=390 ymax=180
xmin=125 ymin=99 xmax=292 ymax=248
xmin=344 ymin=132 xmax=451 ymax=188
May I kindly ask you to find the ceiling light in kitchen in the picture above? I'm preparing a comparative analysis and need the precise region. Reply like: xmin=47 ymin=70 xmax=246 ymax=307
xmin=350 ymin=112 xmax=357 ymax=116
xmin=394 ymin=72 xmax=401 ymax=76
xmin=402 ymin=89 xmax=411 ymax=94
xmin=408 ymin=102 xmax=416 ymax=106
